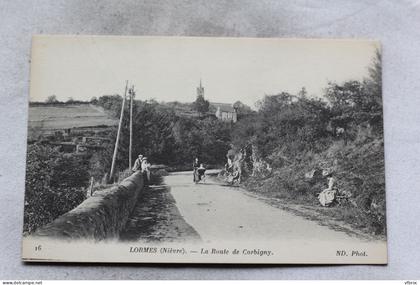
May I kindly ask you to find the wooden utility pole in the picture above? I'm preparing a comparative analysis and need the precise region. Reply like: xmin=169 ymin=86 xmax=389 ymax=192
xmin=129 ymin=85 xmax=134 ymax=170
xmin=109 ymin=80 xmax=128 ymax=182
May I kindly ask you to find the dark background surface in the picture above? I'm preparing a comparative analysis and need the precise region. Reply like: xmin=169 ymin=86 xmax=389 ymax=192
xmin=1 ymin=0 xmax=419 ymax=279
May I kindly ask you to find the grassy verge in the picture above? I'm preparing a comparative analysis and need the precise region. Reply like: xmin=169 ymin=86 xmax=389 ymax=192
xmin=240 ymin=137 xmax=386 ymax=239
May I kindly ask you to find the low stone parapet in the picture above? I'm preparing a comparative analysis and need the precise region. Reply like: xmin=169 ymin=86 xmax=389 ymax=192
xmin=34 ymin=171 xmax=144 ymax=240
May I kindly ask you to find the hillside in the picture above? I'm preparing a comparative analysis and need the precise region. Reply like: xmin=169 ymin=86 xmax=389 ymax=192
xmin=28 ymin=103 xmax=118 ymax=133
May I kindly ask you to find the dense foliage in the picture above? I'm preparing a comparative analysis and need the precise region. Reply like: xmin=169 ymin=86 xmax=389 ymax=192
xmin=230 ymin=51 xmax=385 ymax=235
xmin=95 ymin=97 xmax=232 ymax=174
xmin=192 ymin=94 xmax=210 ymax=115
xmin=24 ymin=144 xmax=89 ymax=233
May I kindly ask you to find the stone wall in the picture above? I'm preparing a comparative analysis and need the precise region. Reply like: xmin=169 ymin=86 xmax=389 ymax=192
xmin=33 ymin=171 xmax=144 ymax=240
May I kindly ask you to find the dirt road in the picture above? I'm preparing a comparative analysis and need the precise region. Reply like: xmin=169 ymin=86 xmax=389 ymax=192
xmin=121 ymin=169 xmax=386 ymax=253
xmin=166 ymin=170 xmax=386 ymax=246
xmin=119 ymin=184 xmax=200 ymax=243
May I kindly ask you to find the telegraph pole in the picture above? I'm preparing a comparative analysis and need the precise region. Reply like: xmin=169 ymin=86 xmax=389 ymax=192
xmin=128 ymin=85 xmax=134 ymax=170
xmin=109 ymin=80 xmax=128 ymax=182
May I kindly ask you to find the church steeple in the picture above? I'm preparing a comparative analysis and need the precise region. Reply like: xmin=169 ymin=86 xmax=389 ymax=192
xmin=196 ymin=79 xmax=204 ymax=98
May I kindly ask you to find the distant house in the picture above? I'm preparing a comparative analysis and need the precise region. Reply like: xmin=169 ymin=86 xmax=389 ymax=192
xmin=212 ymin=103 xmax=238 ymax=123
xmin=194 ymin=80 xmax=238 ymax=123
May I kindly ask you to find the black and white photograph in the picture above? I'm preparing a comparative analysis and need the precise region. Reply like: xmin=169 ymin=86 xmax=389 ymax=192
xmin=22 ymin=36 xmax=387 ymax=264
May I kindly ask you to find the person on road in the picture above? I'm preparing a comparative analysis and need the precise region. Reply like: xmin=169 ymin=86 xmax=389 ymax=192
xmin=193 ymin=157 xmax=200 ymax=182
xmin=132 ymin=154 xmax=143 ymax=172
xmin=197 ymin=163 xmax=206 ymax=182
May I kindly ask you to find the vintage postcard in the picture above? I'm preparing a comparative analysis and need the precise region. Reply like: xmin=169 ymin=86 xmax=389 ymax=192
xmin=22 ymin=36 xmax=387 ymax=264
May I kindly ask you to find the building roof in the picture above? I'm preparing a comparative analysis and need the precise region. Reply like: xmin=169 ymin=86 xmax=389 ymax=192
xmin=210 ymin=102 xmax=236 ymax=113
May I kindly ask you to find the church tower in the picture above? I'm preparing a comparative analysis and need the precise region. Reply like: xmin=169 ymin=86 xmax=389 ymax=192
xmin=196 ymin=79 xmax=204 ymax=98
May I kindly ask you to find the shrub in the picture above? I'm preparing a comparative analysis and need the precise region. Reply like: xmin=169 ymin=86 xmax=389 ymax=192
xmin=24 ymin=144 xmax=88 ymax=233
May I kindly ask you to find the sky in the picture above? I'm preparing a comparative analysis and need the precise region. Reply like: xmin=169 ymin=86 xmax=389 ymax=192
xmin=30 ymin=36 xmax=379 ymax=108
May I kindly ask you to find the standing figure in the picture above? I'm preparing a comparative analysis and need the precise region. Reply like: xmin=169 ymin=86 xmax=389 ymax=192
xmin=141 ymin=157 xmax=151 ymax=182
xmin=132 ymin=154 xmax=143 ymax=172
xmin=192 ymin=157 xmax=200 ymax=182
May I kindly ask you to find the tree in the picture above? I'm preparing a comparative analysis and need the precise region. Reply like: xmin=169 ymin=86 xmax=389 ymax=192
xmin=192 ymin=95 xmax=209 ymax=115
xmin=325 ymin=49 xmax=383 ymax=134
xmin=298 ymin=87 xmax=307 ymax=98
xmin=97 ymin=95 xmax=123 ymax=117
xmin=170 ymin=116 xmax=232 ymax=167
xmin=90 ymin=96 xmax=98 ymax=104
xmin=366 ymin=49 xmax=382 ymax=101
xmin=233 ymin=101 xmax=253 ymax=116
xmin=45 ymin=95 xmax=58 ymax=103
xmin=364 ymin=48 xmax=383 ymax=133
